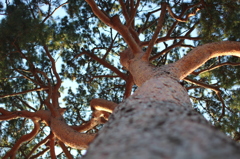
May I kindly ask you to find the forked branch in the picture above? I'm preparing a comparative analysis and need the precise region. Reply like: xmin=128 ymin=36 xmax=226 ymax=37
xmin=85 ymin=0 xmax=142 ymax=54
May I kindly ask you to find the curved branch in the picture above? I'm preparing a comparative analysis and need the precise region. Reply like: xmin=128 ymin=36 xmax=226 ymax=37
xmin=72 ymin=109 xmax=110 ymax=133
xmin=90 ymin=98 xmax=118 ymax=113
xmin=3 ymin=120 xmax=40 ymax=159
xmin=41 ymin=1 xmax=68 ymax=24
xmin=166 ymin=3 xmax=202 ymax=22
xmin=0 ymin=109 xmax=52 ymax=126
xmin=50 ymin=116 xmax=96 ymax=149
xmin=169 ymin=41 xmax=240 ymax=80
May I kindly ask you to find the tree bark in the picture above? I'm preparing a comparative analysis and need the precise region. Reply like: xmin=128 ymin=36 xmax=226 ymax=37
xmin=83 ymin=41 xmax=240 ymax=158
xmin=84 ymin=77 xmax=240 ymax=159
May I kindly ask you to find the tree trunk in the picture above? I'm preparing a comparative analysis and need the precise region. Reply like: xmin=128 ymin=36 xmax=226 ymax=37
xmin=84 ymin=77 xmax=240 ymax=159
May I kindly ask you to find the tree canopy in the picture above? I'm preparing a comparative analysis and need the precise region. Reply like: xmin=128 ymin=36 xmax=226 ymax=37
xmin=0 ymin=0 xmax=240 ymax=158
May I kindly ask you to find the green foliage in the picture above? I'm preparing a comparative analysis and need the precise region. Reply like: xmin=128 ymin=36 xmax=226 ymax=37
xmin=199 ymin=0 xmax=240 ymax=43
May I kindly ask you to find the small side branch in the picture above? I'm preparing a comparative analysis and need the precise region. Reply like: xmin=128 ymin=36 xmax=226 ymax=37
xmin=192 ymin=62 xmax=240 ymax=76
xmin=167 ymin=3 xmax=202 ymax=22
xmin=0 ymin=87 xmax=48 ymax=98
xmin=90 ymin=98 xmax=118 ymax=113
xmin=50 ymin=135 xmax=56 ymax=159
xmin=142 ymin=3 xmax=167 ymax=61
xmin=27 ymin=134 xmax=52 ymax=158
xmin=75 ymin=50 xmax=127 ymax=80
xmin=41 ymin=1 xmax=68 ymax=24
xmin=85 ymin=0 xmax=142 ymax=54
xmin=184 ymin=77 xmax=226 ymax=121
xmin=58 ymin=141 xmax=73 ymax=159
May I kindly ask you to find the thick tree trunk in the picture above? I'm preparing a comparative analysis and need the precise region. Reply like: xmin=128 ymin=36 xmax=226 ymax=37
xmin=84 ymin=77 xmax=240 ymax=159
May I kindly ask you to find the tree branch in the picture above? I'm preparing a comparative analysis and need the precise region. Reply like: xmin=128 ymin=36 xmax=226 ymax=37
xmin=41 ymin=1 xmax=68 ymax=24
xmin=118 ymin=0 xmax=130 ymax=21
xmin=50 ymin=135 xmax=56 ymax=159
xmin=192 ymin=62 xmax=240 ymax=75
xmin=166 ymin=3 xmax=202 ymax=22
xmin=0 ymin=87 xmax=48 ymax=98
xmin=43 ymin=45 xmax=61 ymax=88
xmin=142 ymin=3 xmax=167 ymax=61
xmin=29 ymin=148 xmax=50 ymax=159
xmin=75 ymin=50 xmax=127 ymax=80
xmin=184 ymin=77 xmax=226 ymax=122
xmin=85 ymin=0 xmax=142 ymax=54
xmin=58 ymin=141 xmax=73 ymax=159
xmin=50 ymin=116 xmax=96 ymax=149
xmin=149 ymin=22 xmax=198 ymax=61
xmin=90 ymin=98 xmax=118 ymax=113
xmin=3 ymin=120 xmax=40 ymax=159
xmin=27 ymin=134 xmax=52 ymax=158
xmin=169 ymin=41 xmax=240 ymax=80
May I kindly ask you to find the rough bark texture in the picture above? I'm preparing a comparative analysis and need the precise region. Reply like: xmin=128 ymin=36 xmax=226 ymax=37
xmin=84 ymin=77 xmax=240 ymax=159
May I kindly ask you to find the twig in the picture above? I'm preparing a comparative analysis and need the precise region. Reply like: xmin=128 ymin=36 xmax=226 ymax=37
xmin=41 ymin=1 xmax=68 ymax=24
xmin=0 ymin=87 xmax=48 ymax=98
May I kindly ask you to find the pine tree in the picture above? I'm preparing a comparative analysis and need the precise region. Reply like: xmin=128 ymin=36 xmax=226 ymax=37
xmin=0 ymin=0 xmax=240 ymax=158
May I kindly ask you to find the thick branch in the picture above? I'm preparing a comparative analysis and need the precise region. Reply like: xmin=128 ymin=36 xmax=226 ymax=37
xmin=168 ymin=41 xmax=240 ymax=80
xmin=50 ymin=116 xmax=96 ymax=149
xmin=90 ymin=98 xmax=118 ymax=113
